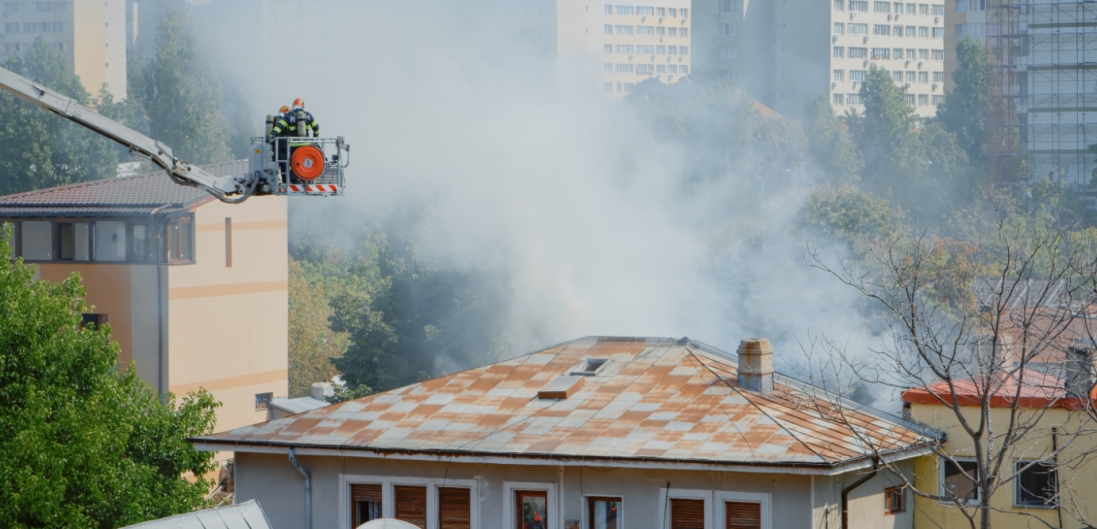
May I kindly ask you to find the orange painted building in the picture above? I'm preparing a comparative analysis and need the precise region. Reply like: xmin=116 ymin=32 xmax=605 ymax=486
xmin=0 ymin=160 xmax=288 ymax=434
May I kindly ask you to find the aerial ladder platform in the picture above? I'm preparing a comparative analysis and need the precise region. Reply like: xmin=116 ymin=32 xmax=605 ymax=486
xmin=0 ymin=66 xmax=348 ymax=203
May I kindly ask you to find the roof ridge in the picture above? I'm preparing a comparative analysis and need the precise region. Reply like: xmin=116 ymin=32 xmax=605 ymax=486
xmin=0 ymin=172 xmax=159 ymax=202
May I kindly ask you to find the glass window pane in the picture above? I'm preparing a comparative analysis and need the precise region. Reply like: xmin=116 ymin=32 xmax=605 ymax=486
xmin=21 ymin=221 xmax=51 ymax=260
xmin=943 ymin=460 xmax=979 ymax=502
xmin=1016 ymin=461 xmax=1057 ymax=506
xmin=590 ymin=498 xmax=621 ymax=529
xmin=94 ymin=222 xmax=126 ymax=261
xmin=131 ymin=224 xmax=156 ymax=262
xmin=59 ymin=223 xmax=90 ymax=261
xmin=517 ymin=491 xmax=547 ymax=529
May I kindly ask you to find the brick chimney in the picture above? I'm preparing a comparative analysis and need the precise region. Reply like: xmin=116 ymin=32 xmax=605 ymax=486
xmin=738 ymin=339 xmax=774 ymax=393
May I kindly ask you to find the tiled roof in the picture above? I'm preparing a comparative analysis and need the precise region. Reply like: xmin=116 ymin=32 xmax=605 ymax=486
xmin=902 ymin=367 xmax=1095 ymax=409
xmin=193 ymin=337 xmax=935 ymax=470
xmin=0 ymin=159 xmax=248 ymax=217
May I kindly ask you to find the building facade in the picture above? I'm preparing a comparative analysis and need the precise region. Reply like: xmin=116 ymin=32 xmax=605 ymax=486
xmin=0 ymin=161 xmax=288 ymax=434
xmin=194 ymin=337 xmax=935 ymax=529
xmin=596 ymin=2 xmax=692 ymax=97
xmin=942 ymin=0 xmax=985 ymax=94
xmin=0 ymin=0 xmax=127 ymax=99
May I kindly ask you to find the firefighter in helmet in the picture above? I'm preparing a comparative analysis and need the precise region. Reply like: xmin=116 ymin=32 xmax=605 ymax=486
xmin=286 ymin=98 xmax=320 ymax=138
xmin=267 ymin=105 xmax=293 ymax=182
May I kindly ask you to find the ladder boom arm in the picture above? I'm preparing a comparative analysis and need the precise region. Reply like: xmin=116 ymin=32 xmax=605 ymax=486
xmin=0 ymin=66 xmax=245 ymax=199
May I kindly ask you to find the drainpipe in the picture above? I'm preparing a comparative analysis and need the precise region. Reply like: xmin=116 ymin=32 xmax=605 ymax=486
xmin=840 ymin=459 xmax=880 ymax=529
xmin=288 ymin=448 xmax=312 ymax=529
xmin=149 ymin=204 xmax=169 ymax=398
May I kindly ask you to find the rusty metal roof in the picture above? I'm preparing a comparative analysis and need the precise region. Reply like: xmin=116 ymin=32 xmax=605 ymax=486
xmin=193 ymin=337 xmax=934 ymax=469
xmin=0 ymin=160 xmax=247 ymax=217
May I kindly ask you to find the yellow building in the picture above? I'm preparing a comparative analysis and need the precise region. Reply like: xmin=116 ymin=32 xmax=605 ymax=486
xmin=0 ymin=0 xmax=128 ymax=100
xmin=598 ymin=2 xmax=691 ymax=97
xmin=0 ymin=160 xmax=288 ymax=434
xmin=903 ymin=369 xmax=1097 ymax=528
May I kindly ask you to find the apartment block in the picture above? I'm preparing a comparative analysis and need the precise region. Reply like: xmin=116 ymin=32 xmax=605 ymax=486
xmin=598 ymin=2 xmax=692 ymax=97
xmin=692 ymin=0 xmax=775 ymax=104
xmin=0 ymin=161 xmax=289 ymax=434
xmin=0 ymin=0 xmax=127 ymax=100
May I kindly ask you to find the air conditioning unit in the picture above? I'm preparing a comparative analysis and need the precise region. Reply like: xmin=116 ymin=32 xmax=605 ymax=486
xmin=932 ymin=83 xmax=938 ymax=89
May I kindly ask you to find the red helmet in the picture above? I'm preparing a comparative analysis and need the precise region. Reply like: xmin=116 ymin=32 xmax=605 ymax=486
xmin=279 ymin=105 xmax=290 ymax=113
xmin=292 ymin=98 xmax=305 ymax=110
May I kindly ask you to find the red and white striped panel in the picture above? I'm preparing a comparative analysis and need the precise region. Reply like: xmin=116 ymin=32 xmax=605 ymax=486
xmin=286 ymin=184 xmax=339 ymax=194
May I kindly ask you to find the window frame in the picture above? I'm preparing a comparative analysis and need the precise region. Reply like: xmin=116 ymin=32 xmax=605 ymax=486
xmin=658 ymin=487 xmax=712 ymax=529
xmin=884 ymin=486 xmax=904 ymax=514
xmin=340 ymin=475 xmax=479 ymax=529
xmin=350 ymin=483 xmax=384 ymax=528
xmin=515 ymin=489 xmax=549 ymax=529
xmin=165 ymin=215 xmax=195 ymax=264
xmin=1014 ymin=460 xmax=1058 ymax=509
xmin=940 ymin=458 xmax=982 ymax=506
xmin=715 ymin=491 xmax=770 ymax=529
xmin=586 ymin=495 xmax=623 ymax=529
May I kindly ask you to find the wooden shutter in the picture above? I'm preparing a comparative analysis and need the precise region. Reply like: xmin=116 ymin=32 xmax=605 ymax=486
xmin=726 ymin=502 xmax=761 ymax=529
xmin=671 ymin=499 xmax=705 ymax=529
xmin=439 ymin=487 xmax=471 ymax=529
xmin=395 ymin=485 xmax=428 ymax=528
xmin=351 ymin=484 xmax=382 ymax=528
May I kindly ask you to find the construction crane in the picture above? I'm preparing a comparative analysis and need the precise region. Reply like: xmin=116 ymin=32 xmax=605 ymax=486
xmin=0 ymin=66 xmax=347 ymax=203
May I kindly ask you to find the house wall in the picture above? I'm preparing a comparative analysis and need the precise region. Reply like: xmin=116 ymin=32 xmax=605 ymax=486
xmin=232 ymin=452 xmax=915 ymax=529
xmin=167 ymin=196 xmax=288 ymax=433
xmin=909 ymin=402 xmax=1097 ymax=528
xmin=811 ymin=460 xmax=914 ymax=529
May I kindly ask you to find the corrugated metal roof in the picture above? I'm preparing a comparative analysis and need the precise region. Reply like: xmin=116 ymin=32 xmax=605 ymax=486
xmin=120 ymin=500 xmax=272 ymax=529
xmin=0 ymin=160 xmax=248 ymax=217
xmin=270 ymin=396 xmax=329 ymax=415
xmin=193 ymin=337 xmax=933 ymax=469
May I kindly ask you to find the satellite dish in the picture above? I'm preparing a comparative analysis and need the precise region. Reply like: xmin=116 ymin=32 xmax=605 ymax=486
xmin=356 ymin=520 xmax=421 ymax=529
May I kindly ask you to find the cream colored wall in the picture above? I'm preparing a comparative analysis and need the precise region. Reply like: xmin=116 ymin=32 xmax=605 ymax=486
xmin=167 ymin=196 xmax=288 ymax=433
xmin=104 ymin=0 xmax=127 ymax=99
xmin=812 ymin=461 xmax=914 ymax=529
xmin=72 ymin=0 xmax=108 ymax=96
xmin=910 ymin=403 xmax=1097 ymax=528
xmin=601 ymin=0 xmax=692 ymax=99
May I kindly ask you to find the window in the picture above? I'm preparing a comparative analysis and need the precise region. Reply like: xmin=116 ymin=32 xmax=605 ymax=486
xmin=255 ymin=392 xmax=273 ymax=410
xmin=933 ymin=71 xmax=943 ymax=82
xmin=834 ymin=22 xmax=844 ymax=35
xmin=726 ymin=502 xmax=761 ymax=529
xmin=605 ymin=63 xmax=613 ymax=73
xmin=636 ymin=6 xmax=654 ymax=16
xmin=849 ymin=23 xmax=867 ymax=35
xmin=615 ymin=25 xmax=633 ymax=35
xmin=656 ymin=45 xmax=666 ymax=54
xmin=94 ymin=221 xmax=126 ymax=262
xmin=671 ymin=499 xmax=704 ymax=529
xmin=834 ymin=69 xmax=845 ymax=81
xmin=657 ymin=26 xmax=666 ymax=36
xmin=396 ymin=486 xmax=427 ymax=528
xmin=667 ymin=27 xmax=677 ymax=37
xmin=516 ymin=490 xmax=548 ymax=529
xmin=834 ymin=46 xmax=845 ymax=58
xmin=720 ymin=23 xmax=736 ymax=35
xmin=942 ymin=459 xmax=981 ymax=504
xmin=1016 ymin=461 xmax=1057 ymax=507
xmin=668 ymin=64 xmax=678 ymax=74
xmin=848 ymin=47 xmax=867 ymax=58
xmin=637 ymin=25 xmax=654 ymax=35
xmin=4 ymin=22 xmax=17 ymax=33
xmin=615 ymin=5 xmax=633 ymax=15
xmin=906 ymin=48 xmax=916 ymax=59
xmin=637 ymin=64 xmax=654 ymax=74
xmin=656 ymin=64 xmax=666 ymax=73
xmin=893 ymin=2 xmax=903 ymax=12
xmin=59 ymin=222 xmax=90 ymax=261
xmin=918 ymin=94 xmax=928 ymax=105
xmin=679 ymin=46 xmax=688 ymax=56
xmin=589 ymin=497 xmax=621 ymax=529
xmin=440 ymin=488 xmax=471 ymax=529
xmin=351 ymin=484 xmax=383 ymax=527
xmin=833 ymin=93 xmax=845 ymax=105
xmin=668 ymin=7 xmax=677 ymax=17
xmin=885 ymin=486 xmax=903 ymax=514
xmin=657 ymin=7 xmax=665 ymax=16
xmin=871 ymin=48 xmax=890 ymax=59
xmin=893 ymin=25 xmax=903 ymax=36
xmin=932 ymin=94 xmax=943 ymax=105
xmin=919 ymin=48 xmax=929 ymax=59
xmin=918 ymin=26 xmax=928 ymax=38
xmin=847 ymin=93 xmax=861 ymax=105
xmin=893 ymin=47 xmax=904 ymax=58
xmin=21 ymin=221 xmax=51 ymax=260
xmin=720 ymin=47 xmax=739 ymax=59
xmin=906 ymin=93 xmax=915 ymax=105
xmin=680 ymin=65 xmax=688 ymax=75
xmin=873 ymin=24 xmax=890 ymax=36
xmin=668 ymin=46 xmax=678 ymax=55
xmin=905 ymin=71 xmax=915 ymax=83
xmin=849 ymin=0 xmax=868 ymax=10
xmin=80 ymin=313 xmax=108 ymax=330
xmin=850 ymin=69 xmax=865 ymax=81
xmin=931 ymin=4 xmax=944 ymax=15
xmin=893 ymin=71 xmax=904 ymax=83
xmin=931 ymin=27 xmax=943 ymax=38
xmin=166 ymin=217 xmax=193 ymax=263
xmin=918 ymin=71 xmax=928 ymax=82
xmin=604 ymin=44 xmax=613 ymax=54
xmin=906 ymin=3 xmax=916 ymax=14
xmin=932 ymin=49 xmax=943 ymax=60
xmin=681 ymin=8 xmax=688 ymax=18
xmin=834 ymin=0 xmax=845 ymax=9
xmin=3 ymin=2 xmax=17 ymax=12
xmin=605 ymin=24 xmax=613 ymax=34
xmin=615 ymin=44 xmax=633 ymax=54
xmin=919 ymin=3 xmax=928 ymax=14
xmin=874 ymin=1 xmax=890 ymax=12
xmin=680 ymin=28 xmax=688 ymax=37
xmin=615 ymin=63 xmax=634 ymax=73
xmin=605 ymin=4 xmax=613 ymax=14
xmin=637 ymin=44 xmax=654 ymax=54
xmin=905 ymin=26 xmax=916 ymax=37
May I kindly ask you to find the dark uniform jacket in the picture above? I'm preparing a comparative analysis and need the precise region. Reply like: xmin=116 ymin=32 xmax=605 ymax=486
xmin=285 ymin=110 xmax=320 ymax=138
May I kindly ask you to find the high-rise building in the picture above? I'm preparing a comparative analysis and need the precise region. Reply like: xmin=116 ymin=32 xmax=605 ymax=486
xmin=0 ymin=0 xmax=127 ymax=100
xmin=942 ymin=0 xmax=985 ymax=93
xmin=596 ymin=2 xmax=692 ymax=98
xmin=694 ymin=0 xmax=946 ymax=119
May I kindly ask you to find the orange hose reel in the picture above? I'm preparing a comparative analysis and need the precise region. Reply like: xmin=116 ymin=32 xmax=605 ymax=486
xmin=291 ymin=146 xmax=325 ymax=181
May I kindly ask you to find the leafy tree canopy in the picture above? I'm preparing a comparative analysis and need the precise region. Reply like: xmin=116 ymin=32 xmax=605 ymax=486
xmin=803 ymin=93 xmax=862 ymax=184
xmin=937 ymin=37 xmax=987 ymax=166
xmin=856 ymin=65 xmax=927 ymax=197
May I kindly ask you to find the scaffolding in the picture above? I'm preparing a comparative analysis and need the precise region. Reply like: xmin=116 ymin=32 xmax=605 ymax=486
xmin=987 ymin=0 xmax=1097 ymax=189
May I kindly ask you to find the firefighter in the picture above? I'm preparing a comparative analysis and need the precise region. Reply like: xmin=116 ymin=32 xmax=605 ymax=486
xmin=268 ymin=105 xmax=293 ymax=182
xmin=287 ymin=98 xmax=320 ymax=137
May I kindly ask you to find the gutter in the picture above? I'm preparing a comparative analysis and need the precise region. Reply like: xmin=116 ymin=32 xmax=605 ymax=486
xmin=288 ymin=448 xmax=312 ymax=529
xmin=840 ymin=458 xmax=880 ymax=529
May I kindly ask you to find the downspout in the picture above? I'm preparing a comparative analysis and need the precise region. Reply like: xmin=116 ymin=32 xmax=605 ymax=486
xmin=288 ymin=448 xmax=312 ymax=529
xmin=1052 ymin=427 xmax=1063 ymax=528
xmin=150 ymin=205 xmax=169 ymax=398
xmin=840 ymin=459 xmax=880 ymax=529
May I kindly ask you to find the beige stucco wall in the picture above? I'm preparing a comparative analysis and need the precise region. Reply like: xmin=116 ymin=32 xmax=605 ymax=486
xmin=167 ymin=195 xmax=288 ymax=433
xmin=910 ymin=402 xmax=1097 ymax=528
xmin=72 ymin=0 xmax=108 ymax=97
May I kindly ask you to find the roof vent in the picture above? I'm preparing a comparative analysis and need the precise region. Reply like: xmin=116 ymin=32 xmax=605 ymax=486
xmin=570 ymin=358 xmax=608 ymax=376
xmin=737 ymin=339 xmax=774 ymax=394
xmin=538 ymin=375 xmax=585 ymax=400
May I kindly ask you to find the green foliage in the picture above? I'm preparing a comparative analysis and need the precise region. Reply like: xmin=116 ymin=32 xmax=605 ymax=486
xmin=937 ymin=37 xmax=987 ymax=166
xmin=0 ymin=231 xmax=220 ymax=529
xmin=288 ymin=254 xmax=358 ymax=398
xmin=803 ymin=93 xmax=862 ymax=184
xmin=0 ymin=38 xmax=118 ymax=196
xmin=856 ymin=65 xmax=927 ymax=198
xmin=799 ymin=185 xmax=893 ymax=245
xmin=138 ymin=5 xmax=232 ymax=165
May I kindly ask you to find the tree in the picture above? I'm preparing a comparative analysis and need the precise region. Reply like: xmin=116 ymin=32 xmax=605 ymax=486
xmin=938 ymin=37 xmax=987 ymax=167
xmin=856 ymin=65 xmax=927 ymax=199
xmin=0 ymin=38 xmax=118 ymax=195
xmin=0 ymin=230 xmax=220 ymax=529
xmin=803 ymin=93 xmax=862 ymax=184
xmin=806 ymin=204 xmax=1097 ymax=529
xmin=288 ymin=256 xmax=353 ymax=398
xmin=139 ymin=4 xmax=232 ymax=165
